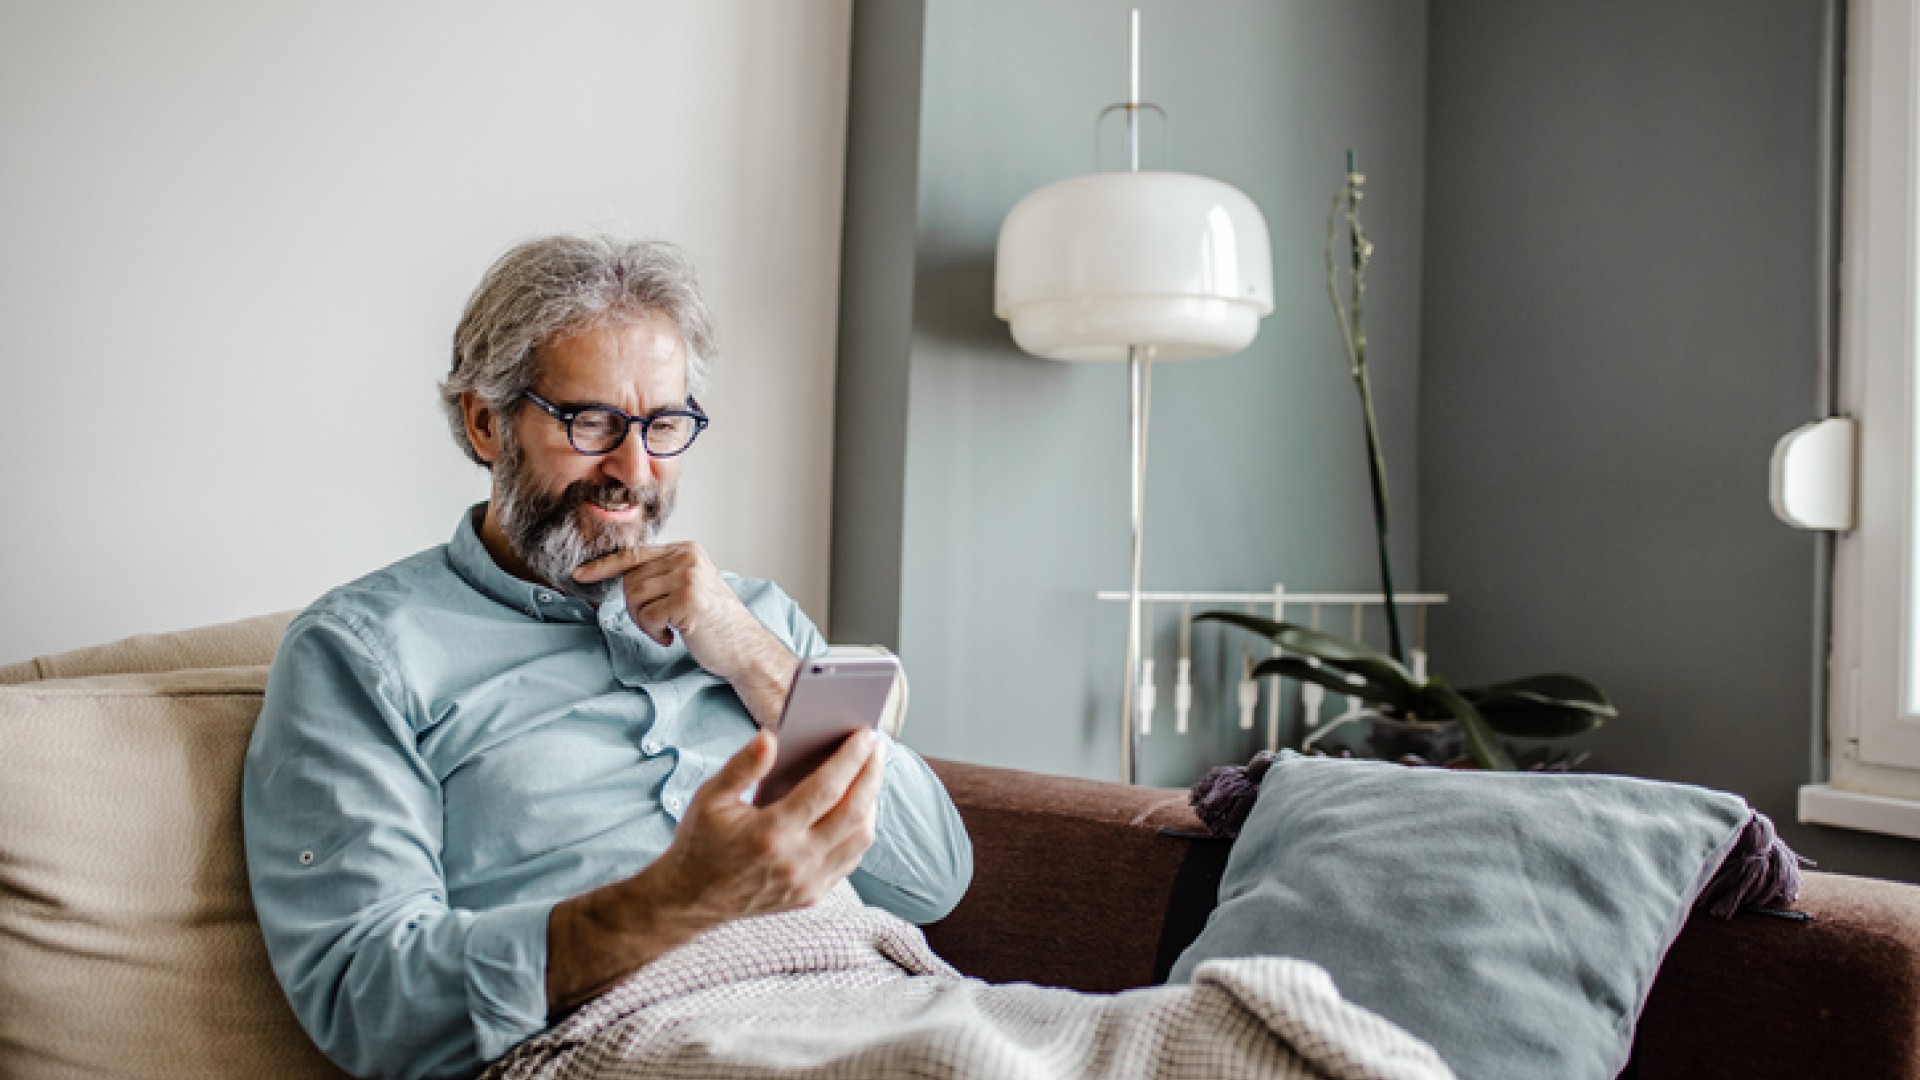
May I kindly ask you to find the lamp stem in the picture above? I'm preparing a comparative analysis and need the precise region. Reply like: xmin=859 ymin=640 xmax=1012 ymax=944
xmin=1121 ymin=344 xmax=1151 ymax=784
xmin=1127 ymin=9 xmax=1140 ymax=173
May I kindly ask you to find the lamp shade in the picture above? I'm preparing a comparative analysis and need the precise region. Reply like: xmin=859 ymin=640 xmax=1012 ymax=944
xmin=994 ymin=171 xmax=1274 ymax=361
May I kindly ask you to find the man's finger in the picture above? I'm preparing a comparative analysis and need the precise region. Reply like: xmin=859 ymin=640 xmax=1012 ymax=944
xmin=574 ymin=544 xmax=672 ymax=584
xmin=635 ymin=597 xmax=683 ymax=646
xmin=776 ymin=729 xmax=878 ymax=825
xmin=695 ymin=731 xmax=777 ymax=808
xmin=821 ymin=825 xmax=876 ymax=882
xmin=815 ymin=735 xmax=885 ymax=840
xmin=613 ymin=547 xmax=695 ymax=592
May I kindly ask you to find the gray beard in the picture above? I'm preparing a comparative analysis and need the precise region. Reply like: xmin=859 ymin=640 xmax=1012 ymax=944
xmin=492 ymin=433 xmax=675 ymax=604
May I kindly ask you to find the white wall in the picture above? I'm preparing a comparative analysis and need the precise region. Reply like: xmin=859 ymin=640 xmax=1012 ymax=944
xmin=0 ymin=1 xmax=850 ymax=661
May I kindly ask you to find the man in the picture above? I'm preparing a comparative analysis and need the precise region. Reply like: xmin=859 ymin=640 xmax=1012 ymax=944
xmin=243 ymin=236 xmax=974 ymax=1080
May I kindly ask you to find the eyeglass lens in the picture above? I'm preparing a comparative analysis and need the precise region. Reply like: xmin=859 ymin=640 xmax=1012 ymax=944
xmin=569 ymin=408 xmax=700 ymax=455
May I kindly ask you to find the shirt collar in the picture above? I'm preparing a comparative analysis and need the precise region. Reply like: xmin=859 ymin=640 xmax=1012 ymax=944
xmin=447 ymin=503 xmax=598 ymax=623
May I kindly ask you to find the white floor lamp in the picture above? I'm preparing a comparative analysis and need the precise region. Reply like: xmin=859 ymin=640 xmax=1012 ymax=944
xmin=993 ymin=11 xmax=1275 ymax=784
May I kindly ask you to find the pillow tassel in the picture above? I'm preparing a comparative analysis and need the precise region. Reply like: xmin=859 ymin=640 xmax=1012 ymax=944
xmin=1191 ymin=751 xmax=1276 ymax=839
xmin=1695 ymin=810 xmax=1811 ymax=920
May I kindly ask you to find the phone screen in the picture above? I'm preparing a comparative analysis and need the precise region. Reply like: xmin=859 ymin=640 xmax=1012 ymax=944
xmin=752 ymin=654 xmax=899 ymax=807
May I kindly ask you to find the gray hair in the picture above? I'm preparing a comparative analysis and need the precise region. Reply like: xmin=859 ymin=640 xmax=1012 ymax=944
xmin=440 ymin=236 xmax=717 ymax=467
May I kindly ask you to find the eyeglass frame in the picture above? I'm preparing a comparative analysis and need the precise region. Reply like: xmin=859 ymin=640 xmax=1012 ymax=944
xmin=519 ymin=389 xmax=711 ymax=458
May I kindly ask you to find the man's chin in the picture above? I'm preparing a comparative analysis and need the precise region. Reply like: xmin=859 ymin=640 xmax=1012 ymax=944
xmin=552 ymin=512 xmax=658 ymax=604
xmin=575 ymin=512 xmax=654 ymax=555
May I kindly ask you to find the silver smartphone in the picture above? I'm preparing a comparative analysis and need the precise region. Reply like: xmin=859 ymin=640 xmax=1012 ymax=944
xmin=753 ymin=652 xmax=900 ymax=807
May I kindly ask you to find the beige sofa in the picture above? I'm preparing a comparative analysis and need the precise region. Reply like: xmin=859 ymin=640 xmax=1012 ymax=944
xmin=6 ymin=614 xmax=1920 ymax=1080
xmin=0 ymin=612 xmax=349 ymax=1079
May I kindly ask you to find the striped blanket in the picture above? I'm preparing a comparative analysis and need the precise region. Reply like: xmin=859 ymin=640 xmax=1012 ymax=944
xmin=481 ymin=885 xmax=1452 ymax=1080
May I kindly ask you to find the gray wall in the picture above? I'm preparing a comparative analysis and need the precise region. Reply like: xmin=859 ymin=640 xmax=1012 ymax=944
xmin=836 ymin=0 xmax=1432 ymax=786
xmin=1420 ymin=0 xmax=1920 ymax=881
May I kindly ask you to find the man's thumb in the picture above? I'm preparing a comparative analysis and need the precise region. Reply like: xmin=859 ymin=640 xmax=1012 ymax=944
xmin=709 ymin=730 xmax=776 ymax=800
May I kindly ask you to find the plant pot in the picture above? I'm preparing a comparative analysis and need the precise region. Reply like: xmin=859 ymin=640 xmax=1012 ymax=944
xmin=1304 ymin=708 xmax=1465 ymax=765
xmin=1362 ymin=713 xmax=1466 ymax=765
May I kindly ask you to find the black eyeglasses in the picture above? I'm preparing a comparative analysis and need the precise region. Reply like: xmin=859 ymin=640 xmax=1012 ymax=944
xmin=520 ymin=390 xmax=710 ymax=457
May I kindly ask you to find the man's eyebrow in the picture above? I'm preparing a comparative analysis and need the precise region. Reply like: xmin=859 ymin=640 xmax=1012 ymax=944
xmin=549 ymin=395 xmax=694 ymax=414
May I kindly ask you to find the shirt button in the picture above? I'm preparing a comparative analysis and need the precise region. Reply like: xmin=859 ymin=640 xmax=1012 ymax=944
xmin=642 ymin=738 xmax=662 ymax=755
xmin=664 ymin=794 xmax=684 ymax=813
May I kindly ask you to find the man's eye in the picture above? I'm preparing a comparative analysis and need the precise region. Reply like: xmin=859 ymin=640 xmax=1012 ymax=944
xmin=573 ymin=413 xmax=620 ymax=438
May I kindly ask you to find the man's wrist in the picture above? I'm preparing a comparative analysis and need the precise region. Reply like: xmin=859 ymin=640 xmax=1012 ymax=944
xmin=732 ymin=637 xmax=799 ymax=730
xmin=546 ymin=858 xmax=715 ymax=1017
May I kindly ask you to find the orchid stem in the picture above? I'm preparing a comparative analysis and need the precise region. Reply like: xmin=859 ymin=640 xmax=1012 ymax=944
xmin=1326 ymin=152 xmax=1405 ymax=665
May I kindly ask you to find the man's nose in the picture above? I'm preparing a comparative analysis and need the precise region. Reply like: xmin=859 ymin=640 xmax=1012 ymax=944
xmin=600 ymin=428 xmax=655 ymax=487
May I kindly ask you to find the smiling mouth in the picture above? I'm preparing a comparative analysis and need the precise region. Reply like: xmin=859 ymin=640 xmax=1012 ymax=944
xmin=583 ymin=498 xmax=640 ymax=520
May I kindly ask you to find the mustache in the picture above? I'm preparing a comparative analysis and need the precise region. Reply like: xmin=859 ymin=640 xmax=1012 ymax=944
xmin=555 ymin=478 xmax=664 ymax=519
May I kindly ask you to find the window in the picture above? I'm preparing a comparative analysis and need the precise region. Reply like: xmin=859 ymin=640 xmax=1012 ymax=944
xmin=1801 ymin=0 xmax=1920 ymax=837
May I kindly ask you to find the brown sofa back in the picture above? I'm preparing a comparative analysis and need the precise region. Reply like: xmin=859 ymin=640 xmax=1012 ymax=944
xmin=922 ymin=759 xmax=1204 ymax=992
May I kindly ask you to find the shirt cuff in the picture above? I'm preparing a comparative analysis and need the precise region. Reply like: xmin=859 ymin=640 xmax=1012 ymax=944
xmin=464 ymin=897 xmax=556 ymax=1063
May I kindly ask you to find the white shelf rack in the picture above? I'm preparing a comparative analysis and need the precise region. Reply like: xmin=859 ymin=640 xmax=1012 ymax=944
xmin=1094 ymin=586 xmax=1449 ymax=764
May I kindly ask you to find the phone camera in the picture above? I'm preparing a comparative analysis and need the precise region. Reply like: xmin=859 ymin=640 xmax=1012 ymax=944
xmin=812 ymin=665 xmax=824 ymax=675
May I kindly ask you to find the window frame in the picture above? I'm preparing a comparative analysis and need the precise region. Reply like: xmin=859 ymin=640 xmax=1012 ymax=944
xmin=1803 ymin=0 xmax=1920 ymax=837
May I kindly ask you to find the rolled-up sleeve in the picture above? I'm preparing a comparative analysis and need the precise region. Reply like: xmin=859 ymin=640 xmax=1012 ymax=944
xmin=243 ymin=611 xmax=550 ymax=1080
xmin=851 ymin=734 xmax=975 ymax=923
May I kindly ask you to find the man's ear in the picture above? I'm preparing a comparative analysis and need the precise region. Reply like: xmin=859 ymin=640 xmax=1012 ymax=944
xmin=463 ymin=391 xmax=504 ymax=467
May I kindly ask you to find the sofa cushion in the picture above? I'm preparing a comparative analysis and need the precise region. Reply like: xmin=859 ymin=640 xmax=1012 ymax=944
xmin=0 ymin=610 xmax=296 ymax=686
xmin=0 ymin=665 xmax=349 ymax=1080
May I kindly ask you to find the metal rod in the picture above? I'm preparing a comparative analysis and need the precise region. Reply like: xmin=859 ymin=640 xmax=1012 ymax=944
xmin=1121 ymin=344 xmax=1147 ymax=784
xmin=1266 ymin=585 xmax=1284 ymax=751
xmin=1127 ymin=9 xmax=1140 ymax=173
xmin=1098 ymin=590 xmax=1450 ymax=604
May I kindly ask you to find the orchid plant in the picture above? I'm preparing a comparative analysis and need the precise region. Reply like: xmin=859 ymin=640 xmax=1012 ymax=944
xmin=1199 ymin=154 xmax=1616 ymax=770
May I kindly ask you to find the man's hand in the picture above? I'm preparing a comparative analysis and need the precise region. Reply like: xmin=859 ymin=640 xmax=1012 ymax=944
xmin=544 ymin=727 xmax=885 ymax=1016
xmin=654 ymin=727 xmax=884 ymax=923
xmin=574 ymin=543 xmax=799 ymax=728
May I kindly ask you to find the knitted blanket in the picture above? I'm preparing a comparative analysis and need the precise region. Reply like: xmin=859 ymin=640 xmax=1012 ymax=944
xmin=480 ymin=886 xmax=1454 ymax=1080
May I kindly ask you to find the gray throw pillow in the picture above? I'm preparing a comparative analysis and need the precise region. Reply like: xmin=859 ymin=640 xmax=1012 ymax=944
xmin=1168 ymin=751 xmax=1750 ymax=1080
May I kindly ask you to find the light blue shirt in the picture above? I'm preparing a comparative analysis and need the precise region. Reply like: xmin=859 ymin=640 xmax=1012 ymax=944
xmin=243 ymin=507 xmax=973 ymax=1080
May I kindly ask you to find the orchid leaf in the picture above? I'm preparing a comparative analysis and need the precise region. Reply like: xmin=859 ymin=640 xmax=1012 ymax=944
xmin=1460 ymin=674 xmax=1614 ymax=738
xmin=1250 ymin=655 xmax=1407 ymax=707
xmin=1461 ymin=674 xmax=1617 ymax=716
xmin=1416 ymin=680 xmax=1517 ymax=771
xmin=1197 ymin=612 xmax=1419 ymax=696
xmin=1473 ymin=703 xmax=1606 ymax=739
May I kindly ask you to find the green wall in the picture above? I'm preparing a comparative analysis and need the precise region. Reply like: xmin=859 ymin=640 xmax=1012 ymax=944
xmin=837 ymin=0 xmax=1432 ymax=786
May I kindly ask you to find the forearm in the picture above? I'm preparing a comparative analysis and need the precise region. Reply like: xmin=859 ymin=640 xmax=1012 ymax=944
xmin=544 ymin=858 xmax=718 ymax=1017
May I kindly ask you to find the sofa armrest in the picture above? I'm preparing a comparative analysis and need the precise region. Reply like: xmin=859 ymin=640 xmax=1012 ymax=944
xmin=924 ymin=758 xmax=1199 ymax=992
xmin=1631 ymin=870 xmax=1920 ymax=1080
